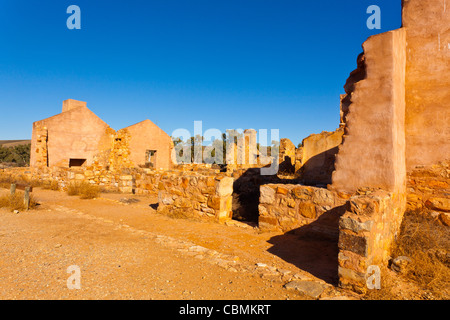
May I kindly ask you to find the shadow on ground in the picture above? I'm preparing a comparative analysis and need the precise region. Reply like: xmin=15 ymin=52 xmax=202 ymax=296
xmin=266 ymin=207 xmax=346 ymax=285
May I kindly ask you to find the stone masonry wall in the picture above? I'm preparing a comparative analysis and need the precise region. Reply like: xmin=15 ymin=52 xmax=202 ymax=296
xmin=33 ymin=126 xmax=48 ymax=168
xmin=338 ymin=189 xmax=406 ymax=293
xmin=0 ymin=166 xmax=235 ymax=224
xmin=406 ymin=160 xmax=450 ymax=225
xmin=258 ymin=184 xmax=347 ymax=236
xmin=259 ymin=183 xmax=407 ymax=292
xmin=0 ymin=166 xmax=136 ymax=194
xmin=157 ymin=173 xmax=234 ymax=223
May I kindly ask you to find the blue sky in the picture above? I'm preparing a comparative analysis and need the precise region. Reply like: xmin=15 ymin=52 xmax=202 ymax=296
xmin=0 ymin=0 xmax=402 ymax=146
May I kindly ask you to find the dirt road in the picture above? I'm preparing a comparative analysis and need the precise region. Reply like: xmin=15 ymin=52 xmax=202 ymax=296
xmin=0 ymin=188 xmax=353 ymax=300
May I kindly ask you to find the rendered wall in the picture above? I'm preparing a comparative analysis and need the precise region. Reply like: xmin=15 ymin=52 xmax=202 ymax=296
xmin=299 ymin=128 xmax=344 ymax=186
xmin=403 ymin=0 xmax=450 ymax=171
xmin=332 ymin=29 xmax=407 ymax=194
xmin=30 ymin=103 xmax=112 ymax=168
xmin=124 ymin=120 xmax=173 ymax=170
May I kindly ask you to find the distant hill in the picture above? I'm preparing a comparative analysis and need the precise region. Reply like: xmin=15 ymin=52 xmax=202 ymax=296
xmin=0 ymin=140 xmax=31 ymax=148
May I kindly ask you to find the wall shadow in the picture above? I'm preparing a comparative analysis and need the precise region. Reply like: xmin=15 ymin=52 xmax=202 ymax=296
xmin=300 ymin=146 xmax=339 ymax=187
xmin=232 ymin=167 xmax=299 ymax=222
xmin=266 ymin=205 xmax=347 ymax=285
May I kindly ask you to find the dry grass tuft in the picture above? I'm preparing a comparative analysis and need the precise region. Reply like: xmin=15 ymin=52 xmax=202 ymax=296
xmin=364 ymin=209 xmax=450 ymax=300
xmin=67 ymin=181 xmax=100 ymax=199
xmin=0 ymin=192 xmax=38 ymax=212
xmin=42 ymin=180 xmax=59 ymax=191
xmin=391 ymin=209 xmax=450 ymax=299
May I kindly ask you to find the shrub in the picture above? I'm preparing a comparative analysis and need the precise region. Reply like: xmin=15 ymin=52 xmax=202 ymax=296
xmin=0 ymin=192 xmax=37 ymax=212
xmin=42 ymin=180 xmax=59 ymax=191
xmin=67 ymin=181 xmax=100 ymax=199
xmin=364 ymin=209 xmax=450 ymax=300
xmin=391 ymin=209 xmax=450 ymax=298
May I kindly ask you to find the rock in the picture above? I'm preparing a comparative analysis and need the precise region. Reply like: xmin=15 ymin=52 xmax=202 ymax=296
xmin=188 ymin=245 xmax=209 ymax=253
xmin=215 ymin=177 xmax=234 ymax=197
xmin=439 ymin=212 xmax=450 ymax=226
xmin=283 ymin=280 xmax=325 ymax=299
xmin=277 ymin=268 xmax=292 ymax=276
xmin=320 ymin=296 xmax=353 ymax=300
xmin=339 ymin=216 xmax=374 ymax=233
xmin=256 ymin=263 xmax=267 ymax=268
xmin=259 ymin=187 xmax=275 ymax=204
xmin=425 ymin=198 xmax=450 ymax=212
xmin=119 ymin=198 xmax=140 ymax=204
xmin=391 ymin=256 xmax=412 ymax=273
xmin=292 ymin=273 xmax=314 ymax=281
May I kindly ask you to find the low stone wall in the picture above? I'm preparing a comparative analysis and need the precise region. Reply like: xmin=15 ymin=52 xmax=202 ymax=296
xmin=258 ymin=184 xmax=347 ymax=236
xmin=0 ymin=166 xmax=148 ymax=194
xmin=338 ymin=190 xmax=406 ymax=293
xmin=259 ymin=182 xmax=407 ymax=293
xmin=157 ymin=172 xmax=234 ymax=223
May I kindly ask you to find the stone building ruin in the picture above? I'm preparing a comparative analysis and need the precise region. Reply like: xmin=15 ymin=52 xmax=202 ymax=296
xmin=1 ymin=0 xmax=448 ymax=295
xmin=30 ymin=99 xmax=174 ymax=171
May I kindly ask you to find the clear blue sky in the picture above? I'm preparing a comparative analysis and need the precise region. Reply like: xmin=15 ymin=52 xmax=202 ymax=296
xmin=0 ymin=0 xmax=402 ymax=146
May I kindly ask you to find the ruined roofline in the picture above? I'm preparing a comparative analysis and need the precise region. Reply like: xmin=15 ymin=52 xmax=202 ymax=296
xmin=32 ymin=100 xmax=110 ymax=129
xmin=121 ymin=119 xmax=157 ymax=129
xmin=121 ymin=119 xmax=172 ymax=139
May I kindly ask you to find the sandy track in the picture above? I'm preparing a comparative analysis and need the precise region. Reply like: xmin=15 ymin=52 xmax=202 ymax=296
xmin=0 ymin=188 xmax=350 ymax=300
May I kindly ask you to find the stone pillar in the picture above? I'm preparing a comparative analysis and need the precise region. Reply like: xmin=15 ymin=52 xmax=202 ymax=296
xmin=338 ymin=190 xmax=406 ymax=293
xmin=214 ymin=177 xmax=234 ymax=223
xmin=244 ymin=129 xmax=258 ymax=166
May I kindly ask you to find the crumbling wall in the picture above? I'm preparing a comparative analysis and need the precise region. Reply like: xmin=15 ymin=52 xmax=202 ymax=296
xmin=406 ymin=160 xmax=450 ymax=223
xmin=278 ymin=138 xmax=296 ymax=173
xmin=258 ymin=184 xmax=347 ymax=235
xmin=297 ymin=128 xmax=344 ymax=186
xmin=332 ymin=28 xmax=407 ymax=194
xmin=108 ymin=128 xmax=134 ymax=171
xmin=30 ymin=126 xmax=48 ymax=168
xmin=331 ymin=27 xmax=408 ymax=291
xmin=125 ymin=120 xmax=174 ymax=171
xmin=157 ymin=172 xmax=234 ymax=223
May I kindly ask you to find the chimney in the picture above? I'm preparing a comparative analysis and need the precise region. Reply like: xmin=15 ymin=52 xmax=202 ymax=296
xmin=62 ymin=99 xmax=87 ymax=113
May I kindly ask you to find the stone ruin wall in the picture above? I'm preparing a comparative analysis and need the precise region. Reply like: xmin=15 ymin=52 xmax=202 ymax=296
xmin=2 ymin=0 xmax=448 ymax=295
xmin=258 ymin=0 xmax=450 ymax=292
xmin=258 ymin=184 xmax=347 ymax=237
xmin=407 ymin=160 xmax=450 ymax=224
xmin=157 ymin=173 xmax=234 ymax=223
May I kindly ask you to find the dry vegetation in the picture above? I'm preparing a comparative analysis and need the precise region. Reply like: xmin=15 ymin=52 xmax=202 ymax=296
xmin=0 ymin=192 xmax=38 ymax=212
xmin=365 ymin=209 xmax=450 ymax=300
xmin=392 ymin=210 xmax=450 ymax=297
xmin=67 ymin=181 xmax=100 ymax=199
